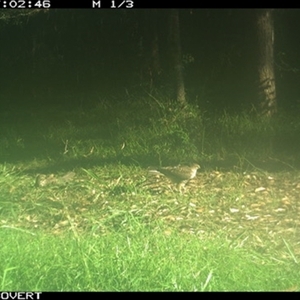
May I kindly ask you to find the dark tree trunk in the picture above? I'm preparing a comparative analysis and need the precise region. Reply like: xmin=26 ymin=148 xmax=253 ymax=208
xmin=150 ymin=32 xmax=161 ymax=88
xmin=138 ymin=10 xmax=161 ymax=90
xmin=169 ymin=9 xmax=186 ymax=105
xmin=257 ymin=9 xmax=277 ymax=117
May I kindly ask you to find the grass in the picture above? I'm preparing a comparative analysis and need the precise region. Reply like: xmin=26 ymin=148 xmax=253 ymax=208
xmin=1 ymin=224 xmax=299 ymax=291
xmin=0 ymin=92 xmax=300 ymax=291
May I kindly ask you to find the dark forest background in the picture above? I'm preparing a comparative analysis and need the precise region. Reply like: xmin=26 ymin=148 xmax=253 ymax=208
xmin=1 ymin=9 xmax=300 ymax=113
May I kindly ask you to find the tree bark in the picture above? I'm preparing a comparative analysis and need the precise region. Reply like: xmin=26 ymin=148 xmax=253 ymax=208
xmin=137 ymin=10 xmax=161 ymax=90
xmin=257 ymin=9 xmax=277 ymax=117
xmin=169 ymin=9 xmax=186 ymax=105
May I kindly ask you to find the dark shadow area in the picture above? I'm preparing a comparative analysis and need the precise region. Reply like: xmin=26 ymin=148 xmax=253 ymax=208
xmin=14 ymin=153 xmax=300 ymax=178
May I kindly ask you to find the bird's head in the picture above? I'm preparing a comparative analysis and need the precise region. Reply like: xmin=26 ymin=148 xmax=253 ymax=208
xmin=191 ymin=163 xmax=200 ymax=170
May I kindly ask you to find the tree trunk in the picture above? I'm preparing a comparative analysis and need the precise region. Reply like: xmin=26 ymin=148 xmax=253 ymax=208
xmin=169 ymin=9 xmax=186 ymax=105
xmin=257 ymin=9 xmax=277 ymax=117
xmin=138 ymin=10 xmax=161 ymax=90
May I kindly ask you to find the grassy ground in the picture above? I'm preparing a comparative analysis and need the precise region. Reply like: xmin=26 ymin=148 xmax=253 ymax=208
xmin=1 ymin=226 xmax=299 ymax=291
xmin=0 ymin=93 xmax=299 ymax=291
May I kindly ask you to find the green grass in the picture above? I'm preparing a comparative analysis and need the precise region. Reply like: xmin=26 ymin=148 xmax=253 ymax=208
xmin=0 ymin=92 xmax=300 ymax=291
xmin=2 ymin=93 xmax=299 ymax=170
xmin=1 ymin=224 xmax=299 ymax=291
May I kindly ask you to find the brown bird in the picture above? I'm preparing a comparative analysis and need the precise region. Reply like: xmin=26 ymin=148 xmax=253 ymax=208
xmin=35 ymin=174 xmax=56 ymax=187
xmin=148 ymin=163 xmax=200 ymax=193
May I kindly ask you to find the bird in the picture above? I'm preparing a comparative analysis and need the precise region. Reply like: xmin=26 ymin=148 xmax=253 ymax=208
xmin=35 ymin=174 xmax=56 ymax=187
xmin=34 ymin=171 xmax=76 ymax=187
xmin=148 ymin=163 xmax=200 ymax=193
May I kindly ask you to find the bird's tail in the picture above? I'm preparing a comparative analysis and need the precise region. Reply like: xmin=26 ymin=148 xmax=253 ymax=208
xmin=147 ymin=167 xmax=162 ymax=176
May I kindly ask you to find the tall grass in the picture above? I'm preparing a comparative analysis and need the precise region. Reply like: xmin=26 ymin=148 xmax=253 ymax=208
xmin=1 ymin=93 xmax=299 ymax=170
